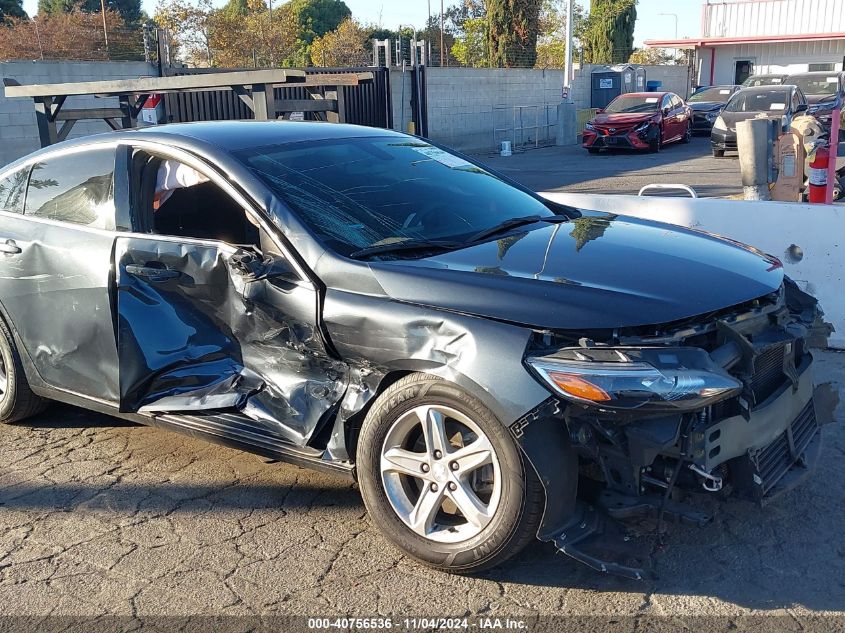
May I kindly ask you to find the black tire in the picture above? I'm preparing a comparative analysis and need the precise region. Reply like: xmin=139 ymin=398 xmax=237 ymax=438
xmin=712 ymin=148 xmax=725 ymax=158
xmin=357 ymin=373 xmax=545 ymax=574
xmin=649 ymin=129 xmax=662 ymax=153
xmin=681 ymin=121 xmax=692 ymax=144
xmin=587 ymin=148 xmax=600 ymax=154
xmin=0 ymin=316 xmax=48 ymax=424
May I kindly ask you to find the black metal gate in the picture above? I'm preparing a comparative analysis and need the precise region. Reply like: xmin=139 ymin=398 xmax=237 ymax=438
xmin=161 ymin=66 xmax=392 ymax=129
xmin=410 ymin=65 xmax=428 ymax=137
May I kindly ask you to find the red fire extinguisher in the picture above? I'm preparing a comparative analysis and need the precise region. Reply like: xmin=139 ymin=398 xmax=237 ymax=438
xmin=808 ymin=144 xmax=830 ymax=204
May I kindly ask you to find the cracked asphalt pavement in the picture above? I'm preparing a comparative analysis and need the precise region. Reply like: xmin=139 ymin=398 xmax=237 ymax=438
xmin=0 ymin=352 xmax=843 ymax=626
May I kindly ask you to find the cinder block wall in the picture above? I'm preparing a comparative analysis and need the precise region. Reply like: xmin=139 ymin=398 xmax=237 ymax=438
xmin=392 ymin=67 xmax=565 ymax=153
xmin=0 ymin=60 xmax=156 ymax=166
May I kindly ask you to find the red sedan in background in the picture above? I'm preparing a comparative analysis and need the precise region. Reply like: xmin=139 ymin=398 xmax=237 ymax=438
xmin=583 ymin=92 xmax=692 ymax=153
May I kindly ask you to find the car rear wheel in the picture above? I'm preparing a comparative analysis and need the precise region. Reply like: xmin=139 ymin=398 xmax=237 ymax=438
xmin=681 ymin=121 xmax=692 ymax=143
xmin=712 ymin=148 xmax=725 ymax=158
xmin=0 ymin=316 xmax=48 ymax=424
xmin=357 ymin=373 xmax=544 ymax=573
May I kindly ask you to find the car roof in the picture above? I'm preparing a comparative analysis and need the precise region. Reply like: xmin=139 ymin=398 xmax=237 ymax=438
xmin=786 ymin=71 xmax=843 ymax=77
xmin=1 ymin=121 xmax=408 ymax=170
xmin=617 ymin=92 xmax=670 ymax=98
xmin=738 ymin=84 xmax=794 ymax=92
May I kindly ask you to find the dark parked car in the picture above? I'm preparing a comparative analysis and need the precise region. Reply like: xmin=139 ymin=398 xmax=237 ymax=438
xmin=711 ymin=85 xmax=808 ymax=156
xmin=688 ymin=85 xmax=741 ymax=133
xmin=785 ymin=71 xmax=845 ymax=139
xmin=582 ymin=92 xmax=692 ymax=153
xmin=0 ymin=122 xmax=828 ymax=579
xmin=742 ymin=74 xmax=788 ymax=87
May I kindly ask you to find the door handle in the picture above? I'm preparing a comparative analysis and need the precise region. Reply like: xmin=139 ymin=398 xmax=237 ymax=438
xmin=0 ymin=239 xmax=22 ymax=255
xmin=125 ymin=264 xmax=180 ymax=281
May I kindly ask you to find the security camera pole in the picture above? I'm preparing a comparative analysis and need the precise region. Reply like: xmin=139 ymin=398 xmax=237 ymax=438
xmin=564 ymin=0 xmax=573 ymax=95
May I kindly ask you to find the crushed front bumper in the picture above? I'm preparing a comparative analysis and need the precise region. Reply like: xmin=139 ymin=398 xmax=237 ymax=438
xmin=710 ymin=127 xmax=737 ymax=153
xmin=698 ymin=359 xmax=820 ymax=503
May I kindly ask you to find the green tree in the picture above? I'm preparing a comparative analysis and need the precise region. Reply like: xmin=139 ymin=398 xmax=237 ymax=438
xmin=38 ymin=0 xmax=141 ymax=25
xmin=628 ymin=46 xmax=675 ymax=65
xmin=450 ymin=16 xmax=486 ymax=67
xmin=310 ymin=18 xmax=369 ymax=66
xmin=535 ymin=0 xmax=585 ymax=68
xmin=0 ymin=0 xmax=26 ymax=23
xmin=487 ymin=0 xmax=542 ymax=68
xmin=581 ymin=0 xmax=636 ymax=64
xmin=222 ymin=0 xmax=247 ymax=16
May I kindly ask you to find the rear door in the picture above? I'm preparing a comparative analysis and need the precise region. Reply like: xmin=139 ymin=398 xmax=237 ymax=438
xmin=0 ymin=147 xmax=120 ymax=402
xmin=114 ymin=149 xmax=346 ymax=447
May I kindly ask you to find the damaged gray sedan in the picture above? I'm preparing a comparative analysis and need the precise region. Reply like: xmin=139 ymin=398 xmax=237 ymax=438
xmin=0 ymin=122 xmax=831 ymax=578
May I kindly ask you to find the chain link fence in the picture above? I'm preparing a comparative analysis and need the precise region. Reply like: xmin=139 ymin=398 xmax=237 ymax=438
xmin=0 ymin=17 xmax=155 ymax=63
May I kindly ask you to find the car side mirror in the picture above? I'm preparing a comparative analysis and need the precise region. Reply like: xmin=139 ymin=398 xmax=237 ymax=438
xmin=795 ymin=103 xmax=808 ymax=113
xmin=663 ymin=107 xmax=671 ymax=116
xmin=229 ymin=249 xmax=297 ymax=282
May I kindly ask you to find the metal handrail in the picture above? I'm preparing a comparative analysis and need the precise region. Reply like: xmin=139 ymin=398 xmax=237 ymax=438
xmin=637 ymin=183 xmax=699 ymax=198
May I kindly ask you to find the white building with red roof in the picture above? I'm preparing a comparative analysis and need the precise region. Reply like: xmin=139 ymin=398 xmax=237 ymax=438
xmin=645 ymin=0 xmax=845 ymax=86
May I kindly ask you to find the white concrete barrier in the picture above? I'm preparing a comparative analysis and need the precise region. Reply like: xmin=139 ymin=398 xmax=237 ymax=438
xmin=540 ymin=192 xmax=845 ymax=349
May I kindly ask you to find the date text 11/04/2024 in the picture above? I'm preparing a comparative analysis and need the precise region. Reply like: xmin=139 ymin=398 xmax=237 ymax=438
xmin=307 ymin=618 xmax=528 ymax=630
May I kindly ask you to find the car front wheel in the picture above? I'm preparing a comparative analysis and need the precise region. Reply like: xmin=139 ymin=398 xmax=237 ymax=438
xmin=0 ymin=316 xmax=47 ymax=424
xmin=357 ymin=373 xmax=544 ymax=573
xmin=649 ymin=128 xmax=662 ymax=153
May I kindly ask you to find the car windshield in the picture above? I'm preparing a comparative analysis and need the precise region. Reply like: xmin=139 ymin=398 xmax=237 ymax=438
xmin=723 ymin=90 xmax=791 ymax=113
xmin=688 ymin=87 xmax=734 ymax=103
xmin=604 ymin=95 xmax=660 ymax=113
xmin=235 ymin=137 xmax=556 ymax=257
xmin=742 ymin=75 xmax=783 ymax=87
xmin=787 ymin=75 xmax=841 ymax=96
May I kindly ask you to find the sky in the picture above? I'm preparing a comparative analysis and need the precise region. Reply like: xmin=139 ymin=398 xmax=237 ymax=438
xmin=20 ymin=0 xmax=703 ymax=46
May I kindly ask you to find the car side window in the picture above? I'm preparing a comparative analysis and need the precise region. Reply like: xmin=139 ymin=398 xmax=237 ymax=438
xmin=672 ymin=95 xmax=683 ymax=109
xmin=661 ymin=95 xmax=671 ymax=111
xmin=0 ymin=167 xmax=30 ymax=214
xmin=132 ymin=151 xmax=262 ymax=249
xmin=23 ymin=148 xmax=116 ymax=230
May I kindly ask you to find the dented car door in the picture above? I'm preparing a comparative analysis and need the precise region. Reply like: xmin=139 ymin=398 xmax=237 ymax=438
xmin=113 ymin=232 xmax=347 ymax=448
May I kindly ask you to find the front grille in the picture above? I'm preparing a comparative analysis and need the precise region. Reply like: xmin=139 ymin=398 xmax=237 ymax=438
xmin=753 ymin=400 xmax=817 ymax=495
xmin=595 ymin=135 xmax=632 ymax=148
xmin=724 ymin=139 xmax=738 ymax=151
xmin=750 ymin=345 xmax=785 ymax=403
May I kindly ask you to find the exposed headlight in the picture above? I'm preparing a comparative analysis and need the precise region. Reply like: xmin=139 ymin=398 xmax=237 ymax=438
xmin=634 ymin=120 xmax=653 ymax=133
xmin=526 ymin=347 xmax=742 ymax=412
xmin=584 ymin=122 xmax=596 ymax=131
xmin=712 ymin=116 xmax=727 ymax=131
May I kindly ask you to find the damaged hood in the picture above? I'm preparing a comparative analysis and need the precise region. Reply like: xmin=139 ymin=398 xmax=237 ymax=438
xmin=592 ymin=112 xmax=656 ymax=127
xmin=367 ymin=214 xmax=784 ymax=330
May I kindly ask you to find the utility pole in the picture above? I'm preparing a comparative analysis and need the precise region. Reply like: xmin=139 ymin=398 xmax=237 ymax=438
xmin=439 ymin=0 xmax=444 ymax=67
xmin=427 ymin=0 xmax=431 ymax=65
xmin=100 ymin=0 xmax=110 ymax=54
xmin=563 ymin=0 xmax=573 ymax=97
xmin=659 ymin=13 xmax=679 ymax=39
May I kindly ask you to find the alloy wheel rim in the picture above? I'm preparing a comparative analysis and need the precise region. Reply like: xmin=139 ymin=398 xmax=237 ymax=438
xmin=0 ymin=355 xmax=7 ymax=396
xmin=380 ymin=404 xmax=502 ymax=544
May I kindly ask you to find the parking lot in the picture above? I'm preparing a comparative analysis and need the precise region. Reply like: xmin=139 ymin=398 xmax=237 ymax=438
xmin=481 ymin=135 xmax=845 ymax=200
xmin=0 ymin=348 xmax=842 ymax=626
